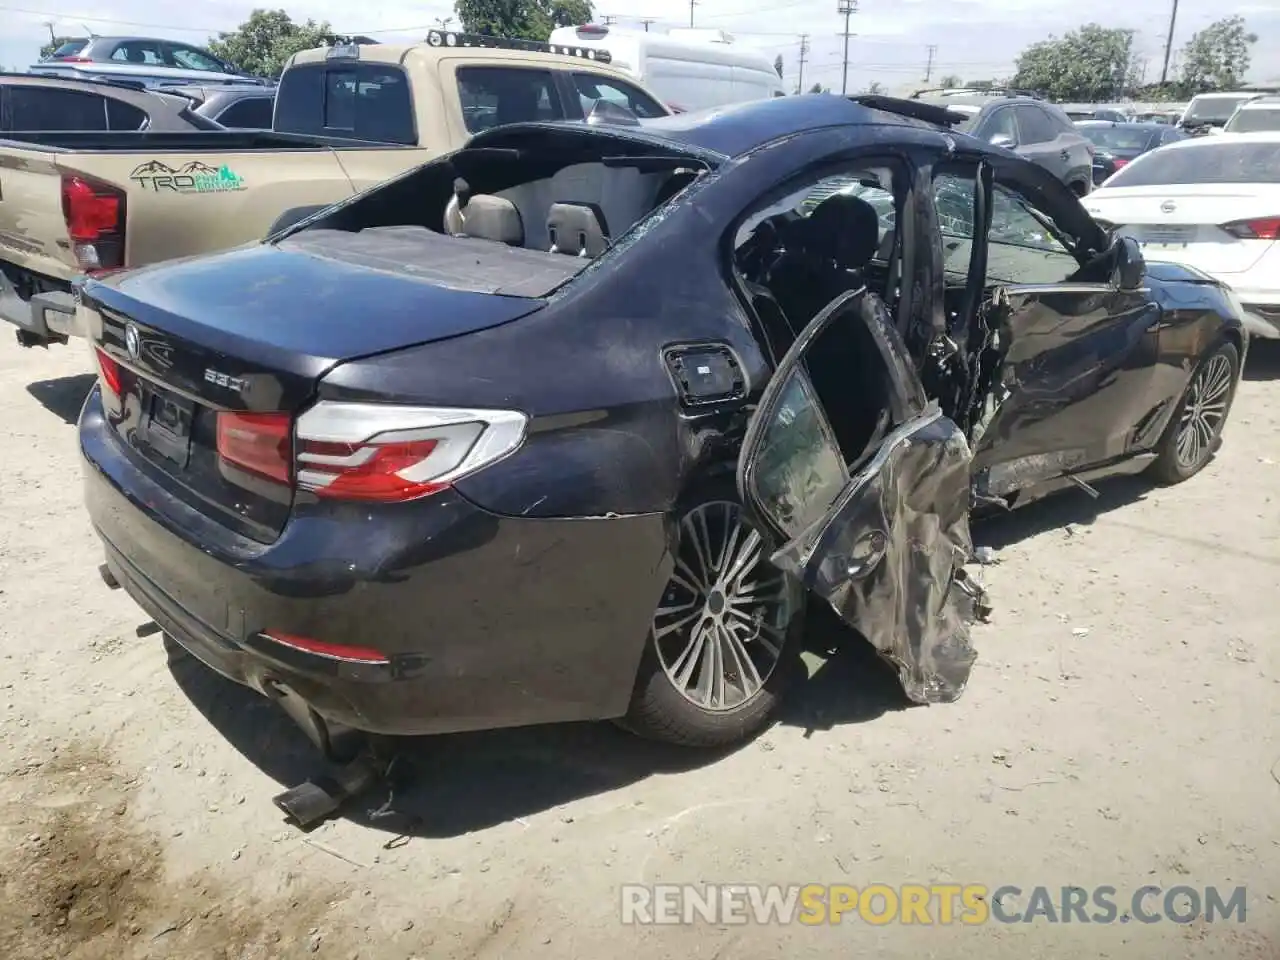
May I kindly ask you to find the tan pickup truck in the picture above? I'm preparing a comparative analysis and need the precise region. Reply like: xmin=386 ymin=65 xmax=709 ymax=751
xmin=0 ymin=32 xmax=668 ymax=346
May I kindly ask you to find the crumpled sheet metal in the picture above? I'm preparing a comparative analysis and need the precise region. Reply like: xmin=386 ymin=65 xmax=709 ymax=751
xmin=768 ymin=407 xmax=985 ymax=703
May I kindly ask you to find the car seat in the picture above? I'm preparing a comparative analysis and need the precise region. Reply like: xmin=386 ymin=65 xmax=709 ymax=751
xmin=764 ymin=192 xmax=882 ymax=345
xmin=452 ymin=195 xmax=525 ymax=246
xmin=547 ymin=202 xmax=609 ymax=257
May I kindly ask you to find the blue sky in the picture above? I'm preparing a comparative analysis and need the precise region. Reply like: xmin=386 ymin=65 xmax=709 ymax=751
xmin=1 ymin=0 xmax=1277 ymax=95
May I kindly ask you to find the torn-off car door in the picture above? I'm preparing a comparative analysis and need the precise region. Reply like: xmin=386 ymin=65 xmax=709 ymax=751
xmin=736 ymin=287 xmax=988 ymax=704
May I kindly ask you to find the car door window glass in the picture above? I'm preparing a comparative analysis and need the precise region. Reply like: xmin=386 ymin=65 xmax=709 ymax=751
xmin=751 ymin=367 xmax=849 ymax=536
xmin=571 ymin=73 xmax=666 ymax=119
xmin=1014 ymin=105 xmax=1056 ymax=144
xmin=932 ymin=173 xmax=1080 ymax=285
xmin=168 ymin=45 xmax=227 ymax=72
xmin=111 ymin=41 xmax=165 ymax=65
xmin=456 ymin=67 xmax=564 ymax=133
xmin=105 ymin=99 xmax=147 ymax=130
xmin=216 ymin=97 xmax=274 ymax=129
xmin=275 ymin=65 xmax=415 ymax=144
xmin=982 ymin=108 xmax=1018 ymax=143
xmin=9 ymin=88 xmax=108 ymax=130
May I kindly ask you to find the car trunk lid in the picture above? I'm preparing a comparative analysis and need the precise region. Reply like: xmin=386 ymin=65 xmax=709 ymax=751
xmin=1086 ymin=184 xmax=1277 ymax=274
xmin=81 ymin=240 xmax=547 ymax=542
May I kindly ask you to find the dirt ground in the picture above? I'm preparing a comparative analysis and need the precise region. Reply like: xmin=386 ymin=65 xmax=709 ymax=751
xmin=0 ymin=335 xmax=1276 ymax=960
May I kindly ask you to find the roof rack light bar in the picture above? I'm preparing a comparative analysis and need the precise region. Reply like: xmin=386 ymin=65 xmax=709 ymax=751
xmin=423 ymin=29 xmax=612 ymax=64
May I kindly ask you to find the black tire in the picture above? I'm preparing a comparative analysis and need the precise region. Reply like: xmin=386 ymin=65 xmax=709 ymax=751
xmin=266 ymin=204 xmax=328 ymax=237
xmin=1147 ymin=340 xmax=1239 ymax=485
xmin=620 ymin=484 xmax=806 ymax=748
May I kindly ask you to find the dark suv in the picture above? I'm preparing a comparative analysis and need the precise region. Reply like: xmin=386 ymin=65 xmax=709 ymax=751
xmin=919 ymin=94 xmax=1094 ymax=195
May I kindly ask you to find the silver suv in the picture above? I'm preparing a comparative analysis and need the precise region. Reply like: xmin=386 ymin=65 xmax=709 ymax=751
xmin=920 ymin=93 xmax=1095 ymax=195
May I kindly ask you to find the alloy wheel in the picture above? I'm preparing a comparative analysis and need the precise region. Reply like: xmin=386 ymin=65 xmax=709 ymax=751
xmin=1175 ymin=352 xmax=1233 ymax=471
xmin=651 ymin=501 xmax=799 ymax=713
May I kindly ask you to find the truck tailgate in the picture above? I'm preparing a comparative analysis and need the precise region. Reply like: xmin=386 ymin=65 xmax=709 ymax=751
xmin=0 ymin=146 xmax=73 ymax=281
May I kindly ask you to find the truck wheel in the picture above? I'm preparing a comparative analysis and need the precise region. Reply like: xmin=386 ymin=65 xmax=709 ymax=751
xmin=266 ymin=205 xmax=327 ymax=237
xmin=622 ymin=489 xmax=805 ymax=748
xmin=1147 ymin=340 xmax=1239 ymax=484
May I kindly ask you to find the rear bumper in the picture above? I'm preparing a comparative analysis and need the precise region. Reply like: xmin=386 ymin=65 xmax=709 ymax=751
xmin=0 ymin=267 xmax=79 ymax=347
xmin=80 ymin=385 xmax=672 ymax=737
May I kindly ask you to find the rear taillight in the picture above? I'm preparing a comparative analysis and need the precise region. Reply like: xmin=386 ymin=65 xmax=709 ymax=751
xmin=61 ymin=175 xmax=125 ymax=272
xmin=1221 ymin=217 xmax=1280 ymax=240
xmin=216 ymin=412 xmax=291 ymax=485
xmin=95 ymin=347 xmax=122 ymax=399
xmin=294 ymin=402 xmax=527 ymax=503
xmin=1112 ymin=158 xmax=1129 ymax=169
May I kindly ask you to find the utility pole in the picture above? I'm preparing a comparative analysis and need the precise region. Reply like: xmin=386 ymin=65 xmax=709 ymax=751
xmin=640 ymin=18 xmax=656 ymax=32
xmin=924 ymin=44 xmax=937 ymax=83
xmin=837 ymin=0 xmax=857 ymax=95
xmin=797 ymin=34 xmax=810 ymax=94
xmin=689 ymin=0 xmax=698 ymax=28
xmin=1159 ymin=0 xmax=1179 ymax=84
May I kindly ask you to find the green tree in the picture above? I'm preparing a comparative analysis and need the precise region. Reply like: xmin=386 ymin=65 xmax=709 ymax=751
xmin=1012 ymin=23 xmax=1136 ymax=100
xmin=864 ymin=80 xmax=885 ymax=94
xmin=808 ymin=82 xmax=828 ymax=94
xmin=39 ymin=36 xmax=77 ymax=59
xmin=938 ymin=74 xmax=962 ymax=88
xmin=454 ymin=0 xmax=593 ymax=41
xmin=773 ymin=54 xmax=783 ymax=78
xmin=207 ymin=9 xmax=333 ymax=78
xmin=1180 ymin=16 xmax=1257 ymax=92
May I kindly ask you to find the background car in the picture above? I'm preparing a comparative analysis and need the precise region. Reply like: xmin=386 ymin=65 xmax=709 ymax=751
xmin=919 ymin=93 xmax=1094 ymax=194
xmin=164 ymin=84 xmax=276 ymax=129
xmin=1084 ymin=131 xmax=1280 ymax=339
xmin=1223 ymin=96 xmax=1280 ymax=134
xmin=30 ymin=35 xmax=268 ymax=88
xmin=1076 ymin=120 xmax=1188 ymax=184
xmin=1063 ymin=105 xmax=1129 ymax=123
xmin=0 ymin=73 xmax=224 ymax=131
xmin=1178 ymin=91 xmax=1264 ymax=134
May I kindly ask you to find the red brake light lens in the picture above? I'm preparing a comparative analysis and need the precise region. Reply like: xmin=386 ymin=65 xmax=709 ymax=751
xmin=95 ymin=348 xmax=122 ymax=398
xmin=61 ymin=175 xmax=125 ymax=272
xmin=259 ymin=630 xmax=389 ymax=664
xmin=216 ymin=412 xmax=292 ymax=485
xmin=1112 ymin=158 xmax=1129 ymax=169
xmin=1221 ymin=217 xmax=1280 ymax=240
xmin=293 ymin=402 xmax=528 ymax=503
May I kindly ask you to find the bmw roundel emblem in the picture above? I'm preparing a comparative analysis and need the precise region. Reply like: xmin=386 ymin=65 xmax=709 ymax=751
xmin=124 ymin=322 xmax=140 ymax=360
xmin=1160 ymin=200 xmax=1177 ymax=214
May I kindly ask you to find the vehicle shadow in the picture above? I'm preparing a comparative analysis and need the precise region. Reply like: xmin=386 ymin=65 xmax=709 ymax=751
xmin=1243 ymin=339 xmax=1280 ymax=381
xmin=972 ymin=474 xmax=1151 ymax=551
xmin=26 ymin=373 xmax=95 ymax=425
xmin=165 ymin=605 xmax=908 ymax=839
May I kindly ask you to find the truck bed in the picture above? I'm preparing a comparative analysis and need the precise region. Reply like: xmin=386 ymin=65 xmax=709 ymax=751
xmin=0 ymin=130 xmax=421 ymax=153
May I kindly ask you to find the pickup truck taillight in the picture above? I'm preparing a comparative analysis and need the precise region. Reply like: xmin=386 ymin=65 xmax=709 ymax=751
xmin=61 ymin=175 xmax=125 ymax=273
xmin=214 ymin=402 xmax=528 ymax=502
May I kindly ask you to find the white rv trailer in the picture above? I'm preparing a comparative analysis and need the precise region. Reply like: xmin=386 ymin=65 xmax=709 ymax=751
xmin=547 ymin=24 xmax=785 ymax=112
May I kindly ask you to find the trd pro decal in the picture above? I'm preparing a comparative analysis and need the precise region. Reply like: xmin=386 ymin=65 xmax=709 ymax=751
xmin=129 ymin=161 xmax=245 ymax=193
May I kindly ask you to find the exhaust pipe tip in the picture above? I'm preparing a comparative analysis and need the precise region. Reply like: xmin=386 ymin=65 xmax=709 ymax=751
xmin=98 ymin=563 xmax=120 ymax=590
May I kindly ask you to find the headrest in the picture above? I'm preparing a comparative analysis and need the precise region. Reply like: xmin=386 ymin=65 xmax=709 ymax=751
xmin=461 ymin=195 xmax=524 ymax=247
xmin=547 ymin=202 xmax=610 ymax=258
xmin=801 ymin=193 xmax=883 ymax=270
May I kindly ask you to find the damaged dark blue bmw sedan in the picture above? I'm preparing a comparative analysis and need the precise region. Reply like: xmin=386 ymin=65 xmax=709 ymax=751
xmin=78 ymin=94 xmax=1245 ymax=772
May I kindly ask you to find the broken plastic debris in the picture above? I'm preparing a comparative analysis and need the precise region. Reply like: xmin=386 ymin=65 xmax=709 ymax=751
xmin=972 ymin=546 xmax=999 ymax=565
xmin=1071 ymin=627 xmax=1091 ymax=638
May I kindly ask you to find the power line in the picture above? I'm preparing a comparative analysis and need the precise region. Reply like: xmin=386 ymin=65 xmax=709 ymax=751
xmin=837 ymin=0 xmax=856 ymax=96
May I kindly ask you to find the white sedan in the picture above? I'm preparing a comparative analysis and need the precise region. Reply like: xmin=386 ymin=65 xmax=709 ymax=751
xmin=1083 ymin=131 xmax=1280 ymax=338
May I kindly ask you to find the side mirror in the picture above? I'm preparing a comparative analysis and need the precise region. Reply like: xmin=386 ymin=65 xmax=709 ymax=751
xmin=1112 ymin=236 xmax=1145 ymax=291
xmin=989 ymin=133 xmax=1018 ymax=149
